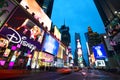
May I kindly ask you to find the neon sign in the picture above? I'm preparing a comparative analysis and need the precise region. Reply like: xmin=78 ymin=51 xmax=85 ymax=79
xmin=0 ymin=27 xmax=38 ymax=52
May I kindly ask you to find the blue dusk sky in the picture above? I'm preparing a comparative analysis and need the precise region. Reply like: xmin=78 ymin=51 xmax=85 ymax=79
xmin=51 ymin=0 xmax=106 ymax=64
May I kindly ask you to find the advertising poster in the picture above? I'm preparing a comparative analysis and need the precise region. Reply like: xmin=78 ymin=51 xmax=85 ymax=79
xmin=57 ymin=44 xmax=65 ymax=59
xmin=0 ymin=7 xmax=45 ymax=52
xmin=54 ymin=26 xmax=61 ymax=40
xmin=0 ymin=36 xmax=9 ymax=48
xmin=19 ymin=0 xmax=51 ymax=31
xmin=92 ymin=44 xmax=107 ymax=59
xmin=42 ymin=33 xmax=59 ymax=55
xmin=3 ymin=48 xmax=11 ymax=57
xmin=0 ymin=0 xmax=16 ymax=28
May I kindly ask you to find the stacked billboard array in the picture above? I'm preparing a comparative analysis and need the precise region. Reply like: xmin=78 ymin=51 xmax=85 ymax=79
xmin=0 ymin=0 xmax=68 ymax=69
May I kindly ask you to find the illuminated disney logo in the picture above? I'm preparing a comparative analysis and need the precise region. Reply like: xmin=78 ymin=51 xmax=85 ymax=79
xmin=7 ymin=28 xmax=21 ymax=43
xmin=6 ymin=27 xmax=36 ymax=52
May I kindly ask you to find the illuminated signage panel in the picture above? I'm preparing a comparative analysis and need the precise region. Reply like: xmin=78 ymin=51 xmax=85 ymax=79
xmin=57 ymin=44 xmax=65 ymax=59
xmin=0 ymin=7 xmax=45 ymax=52
xmin=42 ymin=33 xmax=59 ymax=55
xmin=54 ymin=26 xmax=61 ymax=40
xmin=95 ymin=60 xmax=106 ymax=67
xmin=19 ymin=0 xmax=51 ymax=31
xmin=92 ymin=44 xmax=107 ymax=59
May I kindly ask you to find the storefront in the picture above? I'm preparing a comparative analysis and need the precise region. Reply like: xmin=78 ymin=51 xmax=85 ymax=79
xmin=38 ymin=52 xmax=54 ymax=68
xmin=0 ymin=25 xmax=44 ymax=69
xmin=55 ymin=58 xmax=64 ymax=68
xmin=0 ymin=5 xmax=45 ymax=69
xmin=55 ymin=43 xmax=66 ymax=67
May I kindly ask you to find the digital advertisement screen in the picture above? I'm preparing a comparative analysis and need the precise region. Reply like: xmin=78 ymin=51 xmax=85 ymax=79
xmin=0 ymin=6 xmax=45 ymax=52
xmin=42 ymin=33 xmax=59 ymax=55
xmin=3 ymin=48 xmax=11 ymax=57
xmin=92 ymin=44 xmax=107 ymax=59
xmin=0 ymin=36 xmax=9 ymax=48
xmin=20 ymin=19 xmax=45 ymax=44
xmin=19 ymin=0 xmax=51 ymax=31
xmin=41 ymin=52 xmax=54 ymax=62
xmin=57 ymin=44 xmax=65 ymax=59
xmin=0 ymin=0 xmax=16 ymax=28
xmin=54 ymin=26 xmax=61 ymax=40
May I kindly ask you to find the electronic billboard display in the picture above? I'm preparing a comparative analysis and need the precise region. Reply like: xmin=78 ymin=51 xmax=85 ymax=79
xmin=19 ymin=0 xmax=51 ymax=31
xmin=42 ymin=33 xmax=59 ymax=55
xmin=54 ymin=26 xmax=61 ymax=40
xmin=92 ymin=44 xmax=107 ymax=59
xmin=0 ymin=7 xmax=45 ymax=52
xmin=0 ymin=0 xmax=16 ymax=28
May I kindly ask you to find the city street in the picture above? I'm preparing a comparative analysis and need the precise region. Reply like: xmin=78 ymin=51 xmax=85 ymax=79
xmin=3 ymin=69 xmax=120 ymax=80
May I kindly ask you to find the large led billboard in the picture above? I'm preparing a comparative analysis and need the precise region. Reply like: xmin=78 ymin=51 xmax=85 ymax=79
xmin=19 ymin=0 xmax=51 ymax=31
xmin=0 ymin=36 xmax=9 ymax=48
xmin=0 ymin=7 xmax=45 ymax=52
xmin=57 ymin=43 xmax=66 ymax=59
xmin=0 ymin=0 xmax=16 ymax=28
xmin=92 ymin=44 xmax=107 ymax=59
xmin=54 ymin=26 xmax=61 ymax=40
xmin=42 ymin=33 xmax=59 ymax=55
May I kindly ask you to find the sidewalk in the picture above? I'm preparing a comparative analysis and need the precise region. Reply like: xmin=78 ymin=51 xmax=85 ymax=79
xmin=0 ymin=69 xmax=30 ymax=79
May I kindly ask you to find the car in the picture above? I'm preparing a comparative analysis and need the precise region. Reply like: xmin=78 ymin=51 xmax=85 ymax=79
xmin=57 ymin=68 xmax=72 ymax=74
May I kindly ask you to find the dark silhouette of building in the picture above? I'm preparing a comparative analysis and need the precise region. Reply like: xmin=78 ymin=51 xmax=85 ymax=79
xmin=85 ymin=26 xmax=101 ymax=54
xmin=59 ymin=23 xmax=71 ymax=47
xmin=85 ymin=26 xmax=102 ymax=67
xmin=94 ymin=0 xmax=120 ymax=67
xmin=93 ymin=0 xmax=120 ymax=27
xmin=36 ymin=0 xmax=54 ymax=18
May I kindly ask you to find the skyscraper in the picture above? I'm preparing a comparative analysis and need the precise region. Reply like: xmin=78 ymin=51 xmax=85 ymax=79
xmin=85 ymin=26 xmax=101 ymax=54
xmin=59 ymin=24 xmax=71 ymax=47
xmin=74 ymin=33 xmax=84 ymax=67
xmin=94 ymin=0 xmax=120 ymax=67
xmin=93 ymin=0 xmax=120 ymax=27
xmin=85 ymin=26 xmax=101 ymax=67
xmin=36 ymin=0 xmax=54 ymax=18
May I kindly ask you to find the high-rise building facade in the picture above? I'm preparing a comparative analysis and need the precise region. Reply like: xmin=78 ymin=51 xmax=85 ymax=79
xmin=59 ymin=24 xmax=71 ymax=47
xmin=85 ymin=27 xmax=101 ymax=54
xmin=74 ymin=33 xmax=84 ymax=67
xmin=93 ymin=0 xmax=120 ymax=27
xmin=85 ymin=26 xmax=102 ymax=67
xmin=36 ymin=0 xmax=54 ymax=18
xmin=94 ymin=0 xmax=120 ymax=67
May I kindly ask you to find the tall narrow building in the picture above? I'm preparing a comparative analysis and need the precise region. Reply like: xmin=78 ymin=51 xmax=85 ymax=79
xmin=74 ymin=33 xmax=84 ymax=67
xmin=59 ymin=24 xmax=71 ymax=47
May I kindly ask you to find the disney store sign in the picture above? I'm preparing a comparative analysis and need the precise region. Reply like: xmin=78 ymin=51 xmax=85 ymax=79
xmin=0 ymin=27 xmax=41 ymax=52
